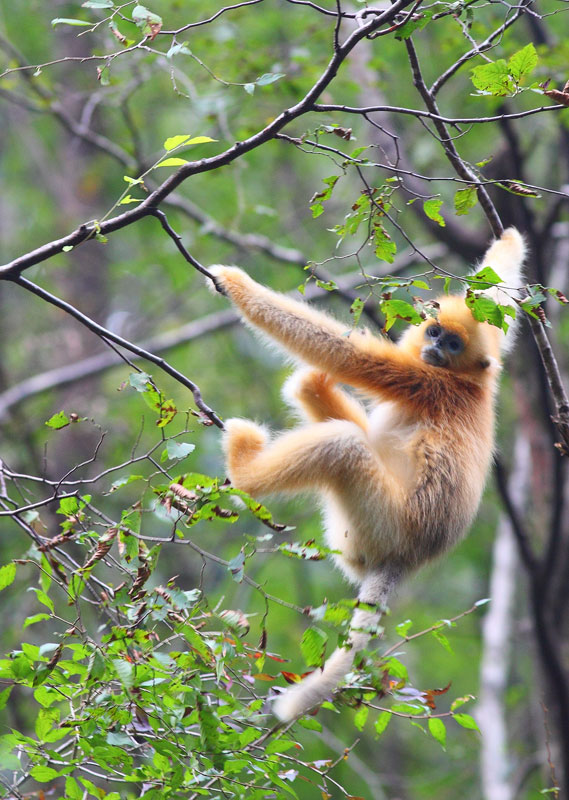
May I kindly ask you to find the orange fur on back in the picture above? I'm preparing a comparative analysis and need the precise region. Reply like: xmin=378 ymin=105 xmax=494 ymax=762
xmin=209 ymin=227 xmax=526 ymax=721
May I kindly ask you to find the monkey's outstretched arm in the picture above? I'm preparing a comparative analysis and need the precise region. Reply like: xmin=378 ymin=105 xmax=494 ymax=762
xmin=210 ymin=266 xmax=436 ymax=404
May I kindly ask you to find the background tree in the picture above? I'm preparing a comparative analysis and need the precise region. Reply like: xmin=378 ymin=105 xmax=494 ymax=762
xmin=0 ymin=1 xmax=568 ymax=798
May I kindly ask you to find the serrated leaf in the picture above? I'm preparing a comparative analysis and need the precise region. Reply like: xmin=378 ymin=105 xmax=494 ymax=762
xmin=454 ymin=186 xmax=478 ymax=216
xmin=508 ymin=43 xmax=537 ymax=83
xmin=381 ymin=299 xmax=423 ymax=331
xmin=423 ymin=198 xmax=445 ymax=227
xmin=300 ymin=628 xmax=327 ymax=668
xmin=45 ymin=411 xmax=70 ymax=429
xmin=471 ymin=60 xmax=514 ymax=95
xmin=428 ymin=717 xmax=446 ymax=747
xmin=467 ymin=266 xmax=503 ymax=290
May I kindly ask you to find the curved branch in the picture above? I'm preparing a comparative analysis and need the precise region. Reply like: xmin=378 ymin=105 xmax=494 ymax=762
xmin=11 ymin=275 xmax=225 ymax=429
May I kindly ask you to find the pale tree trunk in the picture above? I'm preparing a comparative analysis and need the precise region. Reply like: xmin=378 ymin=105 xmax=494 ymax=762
xmin=477 ymin=434 xmax=531 ymax=800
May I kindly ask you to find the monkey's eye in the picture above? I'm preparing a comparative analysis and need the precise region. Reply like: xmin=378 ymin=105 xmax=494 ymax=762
xmin=446 ymin=335 xmax=464 ymax=354
xmin=426 ymin=325 xmax=441 ymax=339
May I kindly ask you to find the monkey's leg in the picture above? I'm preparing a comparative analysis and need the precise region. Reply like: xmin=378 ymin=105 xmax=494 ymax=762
xmin=282 ymin=369 xmax=368 ymax=429
xmin=223 ymin=418 xmax=400 ymax=527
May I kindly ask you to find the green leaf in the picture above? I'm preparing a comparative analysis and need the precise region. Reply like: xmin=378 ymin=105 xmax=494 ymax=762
xmin=300 ymin=628 xmax=327 ymax=668
xmin=162 ymin=440 xmax=195 ymax=462
xmin=256 ymin=72 xmax=285 ymax=86
xmin=45 ymin=411 xmax=70 ymax=430
xmin=466 ymin=266 xmax=503 ymax=290
xmin=30 ymin=765 xmax=60 ymax=782
xmin=453 ymin=712 xmax=480 ymax=732
xmin=51 ymin=18 xmax=91 ymax=26
xmin=380 ymin=299 xmax=423 ymax=331
xmin=465 ymin=292 xmax=510 ymax=330
xmin=298 ymin=716 xmax=322 ymax=731
xmin=470 ymin=60 xmax=514 ymax=95
xmin=428 ymin=717 xmax=447 ymax=748
xmin=454 ymin=186 xmax=478 ymax=216
xmin=423 ymin=198 xmax=446 ymax=227
xmin=373 ymin=225 xmax=397 ymax=263
xmin=0 ymin=687 xmax=12 ymax=710
xmin=508 ymin=43 xmax=537 ymax=83
xmin=354 ymin=705 xmax=369 ymax=731
xmin=0 ymin=564 xmax=16 ymax=592
xmin=65 ymin=777 xmax=83 ymax=800
xmin=431 ymin=629 xmax=453 ymax=653
xmin=129 ymin=371 xmax=152 ymax=391
xmin=132 ymin=4 xmax=162 ymax=27
xmin=375 ymin=711 xmax=391 ymax=736
xmin=112 ymin=658 xmax=134 ymax=689
xmin=395 ymin=619 xmax=413 ymax=637
xmin=164 ymin=134 xmax=192 ymax=150
xmin=228 ymin=551 xmax=245 ymax=582
xmin=184 ymin=135 xmax=217 ymax=145
xmin=395 ymin=8 xmax=434 ymax=39
xmin=155 ymin=157 xmax=189 ymax=168
xmin=23 ymin=613 xmax=51 ymax=629
xmin=167 ymin=43 xmax=192 ymax=58
xmin=350 ymin=297 xmax=365 ymax=326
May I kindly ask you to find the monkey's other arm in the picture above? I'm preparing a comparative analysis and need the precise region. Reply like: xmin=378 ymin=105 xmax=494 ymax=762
xmin=283 ymin=369 xmax=369 ymax=429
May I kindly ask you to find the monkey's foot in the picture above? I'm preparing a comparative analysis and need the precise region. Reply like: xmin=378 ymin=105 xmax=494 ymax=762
xmin=223 ymin=418 xmax=268 ymax=485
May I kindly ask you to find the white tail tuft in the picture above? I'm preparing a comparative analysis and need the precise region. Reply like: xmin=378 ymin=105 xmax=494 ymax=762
xmin=272 ymin=567 xmax=401 ymax=722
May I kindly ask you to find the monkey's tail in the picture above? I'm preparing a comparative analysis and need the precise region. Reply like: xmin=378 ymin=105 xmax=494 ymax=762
xmin=272 ymin=566 xmax=402 ymax=722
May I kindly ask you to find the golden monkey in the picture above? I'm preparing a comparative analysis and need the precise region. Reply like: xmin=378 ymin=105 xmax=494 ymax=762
xmin=209 ymin=227 xmax=526 ymax=721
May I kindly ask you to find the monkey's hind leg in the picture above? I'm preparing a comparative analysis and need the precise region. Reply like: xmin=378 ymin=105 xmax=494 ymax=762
xmin=223 ymin=418 xmax=269 ymax=486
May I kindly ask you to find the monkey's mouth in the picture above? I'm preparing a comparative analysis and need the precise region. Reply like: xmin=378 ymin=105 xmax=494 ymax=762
xmin=421 ymin=346 xmax=449 ymax=368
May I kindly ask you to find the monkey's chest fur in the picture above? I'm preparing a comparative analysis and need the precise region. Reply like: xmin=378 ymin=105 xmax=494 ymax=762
xmin=324 ymin=400 xmax=494 ymax=583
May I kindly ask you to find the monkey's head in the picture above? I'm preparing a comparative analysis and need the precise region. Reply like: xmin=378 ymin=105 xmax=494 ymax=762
xmin=401 ymin=295 xmax=500 ymax=374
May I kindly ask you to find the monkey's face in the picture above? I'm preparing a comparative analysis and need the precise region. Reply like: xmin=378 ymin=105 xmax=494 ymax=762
xmin=421 ymin=323 xmax=465 ymax=368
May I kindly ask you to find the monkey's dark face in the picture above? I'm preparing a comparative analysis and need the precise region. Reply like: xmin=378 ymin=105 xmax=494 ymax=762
xmin=421 ymin=323 xmax=465 ymax=368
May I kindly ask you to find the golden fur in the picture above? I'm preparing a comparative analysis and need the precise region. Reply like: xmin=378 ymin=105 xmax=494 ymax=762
xmin=209 ymin=227 xmax=526 ymax=721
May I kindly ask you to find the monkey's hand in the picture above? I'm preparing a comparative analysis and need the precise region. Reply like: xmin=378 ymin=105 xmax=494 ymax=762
xmin=208 ymin=265 xmax=259 ymax=303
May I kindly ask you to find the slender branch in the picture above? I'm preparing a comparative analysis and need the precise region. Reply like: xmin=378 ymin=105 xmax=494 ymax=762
xmin=10 ymin=276 xmax=225 ymax=429
xmin=526 ymin=314 xmax=569 ymax=455
xmin=405 ymin=37 xmax=504 ymax=237
xmin=312 ymin=102 xmax=565 ymax=126
xmin=430 ymin=2 xmax=528 ymax=96
xmin=0 ymin=0 xmax=415 ymax=279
